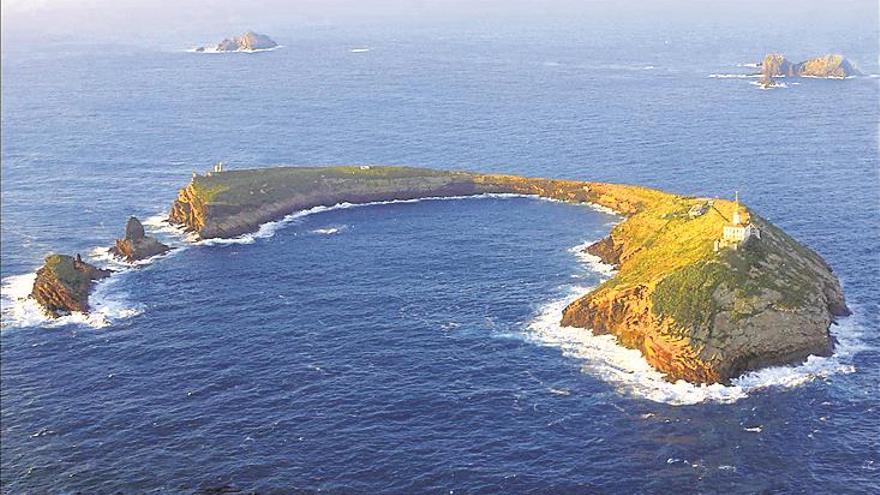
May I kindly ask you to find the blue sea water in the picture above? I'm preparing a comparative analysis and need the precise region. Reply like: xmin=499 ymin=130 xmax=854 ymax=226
xmin=2 ymin=21 xmax=879 ymax=494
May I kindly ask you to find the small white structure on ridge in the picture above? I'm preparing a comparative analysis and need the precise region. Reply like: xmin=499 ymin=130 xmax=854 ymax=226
xmin=716 ymin=192 xmax=760 ymax=251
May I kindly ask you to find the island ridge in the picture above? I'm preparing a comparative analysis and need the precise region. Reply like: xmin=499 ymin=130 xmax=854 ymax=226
xmin=166 ymin=165 xmax=850 ymax=384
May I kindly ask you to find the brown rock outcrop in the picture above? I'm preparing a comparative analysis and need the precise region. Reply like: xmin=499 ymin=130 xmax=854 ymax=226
xmin=110 ymin=216 xmax=170 ymax=262
xmin=30 ymin=254 xmax=111 ymax=317
xmin=758 ymin=53 xmax=860 ymax=81
xmin=196 ymin=31 xmax=278 ymax=52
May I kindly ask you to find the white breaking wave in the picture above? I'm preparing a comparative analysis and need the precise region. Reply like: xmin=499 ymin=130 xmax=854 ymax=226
xmin=708 ymin=73 xmax=761 ymax=79
xmin=524 ymin=240 xmax=864 ymax=406
xmin=751 ymin=80 xmax=789 ymax=90
xmin=188 ymin=46 xmax=283 ymax=54
xmin=350 ymin=48 xmax=371 ymax=53
xmin=0 ymin=212 xmax=187 ymax=330
xmin=737 ymin=62 xmax=761 ymax=68
xmin=141 ymin=213 xmax=196 ymax=244
xmin=0 ymin=271 xmax=143 ymax=330
xmin=311 ymin=226 xmax=345 ymax=235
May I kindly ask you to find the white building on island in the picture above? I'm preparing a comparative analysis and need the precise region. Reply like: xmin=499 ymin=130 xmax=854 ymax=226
xmin=716 ymin=192 xmax=760 ymax=251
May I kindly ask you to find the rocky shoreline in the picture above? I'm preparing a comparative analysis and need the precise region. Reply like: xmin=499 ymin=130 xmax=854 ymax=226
xmin=165 ymin=165 xmax=850 ymax=384
xmin=18 ymin=164 xmax=850 ymax=385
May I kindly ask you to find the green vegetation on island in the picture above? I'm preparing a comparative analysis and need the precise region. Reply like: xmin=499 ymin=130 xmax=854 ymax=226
xmin=168 ymin=164 xmax=849 ymax=383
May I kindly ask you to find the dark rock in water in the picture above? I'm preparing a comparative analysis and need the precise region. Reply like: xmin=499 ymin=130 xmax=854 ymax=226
xmin=31 ymin=254 xmax=111 ymax=317
xmin=197 ymin=31 xmax=278 ymax=52
xmin=110 ymin=216 xmax=170 ymax=262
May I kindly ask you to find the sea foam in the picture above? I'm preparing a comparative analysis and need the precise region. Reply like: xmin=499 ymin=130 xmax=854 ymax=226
xmin=0 ymin=214 xmax=182 ymax=330
xmin=708 ymin=73 xmax=761 ymax=79
xmin=0 ymin=271 xmax=143 ymax=330
xmin=187 ymin=46 xmax=283 ymax=54
xmin=524 ymin=240 xmax=864 ymax=406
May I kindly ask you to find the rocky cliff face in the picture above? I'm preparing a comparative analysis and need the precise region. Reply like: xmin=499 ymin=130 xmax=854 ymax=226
xmin=759 ymin=53 xmax=860 ymax=80
xmin=560 ymin=204 xmax=849 ymax=384
xmin=760 ymin=53 xmax=795 ymax=77
xmin=110 ymin=216 xmax=170 ymax=262
xmin=167 ymin=165 xmax=849 ymax=384
xmin=31 ymin=254 xmax=111 ymax=317
xmin=795 ymin=54 xmax=860 ymax=78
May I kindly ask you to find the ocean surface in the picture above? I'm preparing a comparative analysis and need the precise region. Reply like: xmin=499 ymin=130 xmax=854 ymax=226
xmin=2 ymin=21 xmax=879 ymax=494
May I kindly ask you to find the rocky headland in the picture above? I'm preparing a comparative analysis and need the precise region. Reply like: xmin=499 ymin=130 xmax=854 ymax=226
xmin=110 ymin=216 xmax=170 ymax=262
xmin=757 ymin=53 xmax=860 ymax=87
xmin=30 ymin=254 xmax=111 ymax=317
xmin=195 ymin=31 xmax=278 ymax=53
xmin=168 ymin=165 xmax=849 ymax=384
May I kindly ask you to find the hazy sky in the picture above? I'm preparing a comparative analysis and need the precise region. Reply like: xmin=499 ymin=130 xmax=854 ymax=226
xmin=2 ymin=0 xmax=877 ymax=46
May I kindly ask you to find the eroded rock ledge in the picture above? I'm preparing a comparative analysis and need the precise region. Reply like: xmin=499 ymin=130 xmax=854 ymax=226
xmin=169 ymin=165 xmax=849 ymax=384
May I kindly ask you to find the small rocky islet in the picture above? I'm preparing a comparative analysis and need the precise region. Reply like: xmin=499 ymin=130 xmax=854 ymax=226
xmin=754 ymin=53 xmax=860 ymax=88
xmin=194 ymin=31 xmax=278 ymax=53
xmin=28 ymin=165 xmax=849 ymax=384
xmin=30 ymin=217 xmax=169 ymax=317
xmin=110 ymin=216 xmax=170 ymax=262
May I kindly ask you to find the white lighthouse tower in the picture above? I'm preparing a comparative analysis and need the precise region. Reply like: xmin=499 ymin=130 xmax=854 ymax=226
xmin=718 ymin=191 xmax=760 ymax=251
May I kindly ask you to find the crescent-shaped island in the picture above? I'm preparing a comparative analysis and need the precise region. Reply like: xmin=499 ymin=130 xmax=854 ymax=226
xmin=30 ymin=165 xmax=850 ymax=385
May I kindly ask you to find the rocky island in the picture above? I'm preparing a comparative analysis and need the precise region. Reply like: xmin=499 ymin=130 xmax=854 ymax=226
xmin=168 ymin=165 xmax=850 ymax=384
xmin=29 ymin=216 xmax=170 ymax=317
xmin=195 ymin=31 xmax=278 ymax=53
xmin=110 ymin=216 xmax=170 ymax=262
xmin=757 ymin=53 xmax=860 ymax=88
xmin=30 ymin=254 xmax=111 ymax=317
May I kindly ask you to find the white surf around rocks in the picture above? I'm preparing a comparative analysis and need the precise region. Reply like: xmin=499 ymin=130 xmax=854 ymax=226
xmin=524 ymin=240 xmax=865 ymax=406
xmin=187 ymin=46 xmax=283 ymax=54
xmin=4 ymin=194 xmax=607 ymax=329
xmin=0 ymin=269 xmax=143 ymax=331
xmin=0 ymin=214 xmax=189 ymax=330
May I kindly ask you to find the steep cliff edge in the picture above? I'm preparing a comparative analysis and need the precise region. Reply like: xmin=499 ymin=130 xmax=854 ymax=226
xmin=30 ymin=254 xmax=111 ymax=317
xmin=167 ymin=165 xmax=848 ymax=383
xmin=559 ymin=197 xmax=849 ymax=383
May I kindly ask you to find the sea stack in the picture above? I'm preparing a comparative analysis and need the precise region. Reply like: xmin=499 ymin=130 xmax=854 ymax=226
xmin=31 ymin=254 xmax=112 ymax=317
xmin=110 ymin=216 xmax=170 ymax=262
